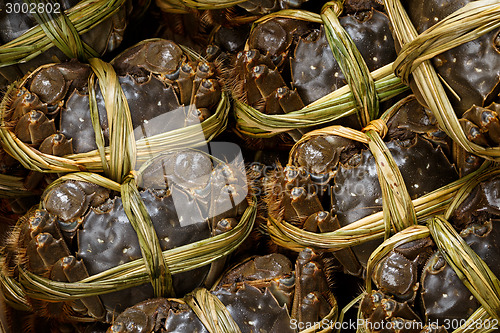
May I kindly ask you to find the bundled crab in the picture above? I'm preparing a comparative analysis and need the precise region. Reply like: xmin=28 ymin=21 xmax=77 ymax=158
xmin=360 ymin=170 xmax=500 ymax=332
xmin=0 ymin=148 xmax=256 ymax=327
xmin=386 ymin=0 xmax=500 ymax=161
xmin=0 ymin=0 xmax=131 ymax=88
xmin=0 ymin=38 xmax=229 ymax=186
xmin=105 ymin=247 xmax=336 ymax=333
xmin=265 ymin=95 xmax=459 ymax=277
xmin=0 ymin=0 xmax=133 ymax=207
xmin=230 ymin=0 xmax=407 ymax=143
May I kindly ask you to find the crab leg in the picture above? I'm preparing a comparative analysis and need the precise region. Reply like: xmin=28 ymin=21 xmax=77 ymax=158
xmin=61 ymin=256 xmax=106 ymax=320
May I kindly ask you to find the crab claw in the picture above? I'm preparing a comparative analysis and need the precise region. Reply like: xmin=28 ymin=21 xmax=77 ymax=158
xmin=39 ymin=133 xmax=73 ymax=156
xmin=177 ymin=61 xmax=196 ymax=105
xmin=14 ymin=110 xmax=56 ymax=145
xmin=461 ymin=103 xmax=500 ymax=145
xmin=293 ymin=248 xmax=335 ymax=325
xmin=195 ymin=62 xmax=215 ymax=80
xmin=10 ymin=88 xmax=48 ymax=120
xmin=290 ymin=186 xmax=323 ymax=218
xmin=459 ymin=118 xmax=490 ymax=146
xmin=194 ymin=79 xmax=221 ymax=109
xmin=60 ymin=256 xmax=106 ymax=320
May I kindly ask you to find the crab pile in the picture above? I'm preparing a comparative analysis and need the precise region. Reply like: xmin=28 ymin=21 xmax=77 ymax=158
xmin=1 ymin=0 xmax=500 ymax=332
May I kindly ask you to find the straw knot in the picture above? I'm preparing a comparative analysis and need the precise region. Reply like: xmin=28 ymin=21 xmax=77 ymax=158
xmin=321 ymin=1 xmax=343 ymax=16
xmin=362 ymin=119 xmax=387 ymax=138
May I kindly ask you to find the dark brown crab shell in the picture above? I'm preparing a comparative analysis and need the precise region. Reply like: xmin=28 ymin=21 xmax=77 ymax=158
xmin=247 ymin=17 xmax=313 ymax=69
xmin=3 ymin=149 xmax=249 ymax=322
xmin=106 ymin=249 xmax=335 ymax=333
xmin=107 ymin=285 xmax=295 ymax=333
xmin=5 ymin=39 xmax=223 ymax=156
xmin=0 ymin=0 xmax=129 ymax=85
xmin=291 ymin=9 xmax=397 ymax=107
xmin=372 ymin=237 xmax=434 ymax=303
xmin=236 ymin=7 xmax=397 ymax=124
xmin=282 ymin=96 xmax=458 ymax=269
xmin=331 ymin=136 xmax=457 ymax=266
xmin=402 ymin=0 xmax=500 ymax=116
xmin=76 ymin=188 xmax=213 ymax=314
xmin=421 ymin=218 xmax=500 ymax=325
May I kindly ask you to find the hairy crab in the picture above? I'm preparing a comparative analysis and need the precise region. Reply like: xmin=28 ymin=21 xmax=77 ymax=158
xmin=266 ymin=96 xmax=458 ymax=276
xmin=232 ymin=3 xmax=396 ymax=121
xmin=402 ymin=0 xmax=500 ymax=117
xmin=105 ymin=248 xmax=336 ymax=332
xmin=360 ymin=174 xmax=500 ymax=332
xmin=1 ymin=149 xmax=250 ymax=323
xmin=0 ymin=0 xmax=130 ymax=85
xmin=3 ymin=39 xmax=223 ymax=156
